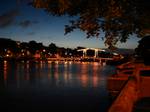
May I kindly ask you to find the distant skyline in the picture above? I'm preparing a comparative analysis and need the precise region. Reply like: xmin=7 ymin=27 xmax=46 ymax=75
xmin=0 ymin=0 xmax=140 ymax=49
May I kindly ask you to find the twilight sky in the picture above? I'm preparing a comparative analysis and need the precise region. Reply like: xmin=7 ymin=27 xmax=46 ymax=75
xmin=0 ymin=0 xmax=140 ymax=49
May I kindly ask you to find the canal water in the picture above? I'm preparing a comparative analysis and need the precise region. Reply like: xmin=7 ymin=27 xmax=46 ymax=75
xmin=0 ymin=61 xmax=115 ymax=112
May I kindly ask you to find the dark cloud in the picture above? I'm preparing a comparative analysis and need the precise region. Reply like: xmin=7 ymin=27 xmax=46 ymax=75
xmin=19 ymin=20 xmax=39 ymax=28
xmin=32 ymin=20 xmax=39 ymax=24
xmin=28 ymin=32 xmax=35 ymax=35
xmin=19 ymin=20 xmax=32 ymax=28
xmin=0 ymin=9 xmax=19 ymax=28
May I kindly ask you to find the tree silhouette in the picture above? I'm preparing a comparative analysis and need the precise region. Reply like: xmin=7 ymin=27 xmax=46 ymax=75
xmin=30 ymin=0 xmax=150 ymax=48
xmin=135 ymin=36 xmax=150 ymax=64
xmin=0 ymin=38 xmax=19 ymax=56
xmin=28 ymin=41 xmax=38 ymax=54
xmin=48 ymin=43 xmax=58 ymax=55
xmin=27 ymin=41 xmax=44 ymax=55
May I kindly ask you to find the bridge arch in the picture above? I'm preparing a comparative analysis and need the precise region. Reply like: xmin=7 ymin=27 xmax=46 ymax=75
xmin=77 ymin=48 xmax=106 ymax=58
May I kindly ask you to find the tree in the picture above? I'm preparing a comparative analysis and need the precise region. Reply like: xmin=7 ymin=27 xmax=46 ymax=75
xmin=28 ymin=40 xmax=39 ymax=54
xmin=48 ymin=43 xmax=58 ymax=54
xmin=30 ymin=0 xmax=150 ymax=49
xmin=0 ymin=38 xmax=19 ymax=56
xmin=28 ymin=41 xmax=45 ymax=55
xmin=135 ymin=36 xmax=150 ymax=64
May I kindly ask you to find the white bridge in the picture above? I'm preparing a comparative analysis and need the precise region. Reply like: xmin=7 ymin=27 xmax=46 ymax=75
xmin=77 ymin=48 xmax=112 ymax=58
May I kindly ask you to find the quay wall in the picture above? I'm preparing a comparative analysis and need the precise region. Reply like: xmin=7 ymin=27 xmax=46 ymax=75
xmin=108 ymin=80 xmax=138 ymax=112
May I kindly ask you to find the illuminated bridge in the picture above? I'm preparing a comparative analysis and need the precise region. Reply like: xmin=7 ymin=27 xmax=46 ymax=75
xmin=77 ymin=48 xmax=119 ymax=58
xmin=45 ymin=48 xmax=116 ymax=63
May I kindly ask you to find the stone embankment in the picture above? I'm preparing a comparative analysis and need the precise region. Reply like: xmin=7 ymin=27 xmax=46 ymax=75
xmin=108 ymin=79 xmax=138 ymax=112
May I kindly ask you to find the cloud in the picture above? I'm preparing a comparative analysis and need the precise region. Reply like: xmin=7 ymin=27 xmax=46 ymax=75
xmin=32 ymin=20 xmax=39 ymax=24
xmin=0 ymin=9 xmax=19 ymax=28
xmin=27 ymin=32 xmax=35 ymax=35
xmin=19 ymin=20 xmax=32 ymax=28
xmin=19 ymin=20 xmax=39 ymax=28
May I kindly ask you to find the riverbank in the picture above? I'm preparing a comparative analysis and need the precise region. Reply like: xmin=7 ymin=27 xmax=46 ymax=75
xmin=108 ymin=63 xmax=150 ymax=112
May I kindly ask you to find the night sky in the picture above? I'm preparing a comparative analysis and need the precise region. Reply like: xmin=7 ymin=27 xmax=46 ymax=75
xmin=0 ymin=0 xmax=140 ymax=49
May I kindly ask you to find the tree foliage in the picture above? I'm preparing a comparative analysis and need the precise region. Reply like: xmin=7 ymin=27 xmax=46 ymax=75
xmin=136 ymin=36 xmax=150 ymax=54
xmin=48 ymin=43 xmax=58 ymax=54
xmin=30 ymin=0 xmax=150 ymax=48
xmin=0 ymin=38 xmax=19 ymax=54
xmin=135 ymin=36 xmax=150 ymax=64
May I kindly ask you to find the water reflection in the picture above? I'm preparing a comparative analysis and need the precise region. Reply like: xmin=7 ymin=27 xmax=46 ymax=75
xmin=3 ymin=61 xmax=7 ymax=81
xmin=0 ymin=61 xmax=115 ymax=112
xmin=1 ymin=61 xmax=113 ymax=88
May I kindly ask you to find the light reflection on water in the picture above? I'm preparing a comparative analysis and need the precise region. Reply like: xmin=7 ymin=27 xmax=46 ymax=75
xmin=0 ymin=61 xmax=115 ymax=112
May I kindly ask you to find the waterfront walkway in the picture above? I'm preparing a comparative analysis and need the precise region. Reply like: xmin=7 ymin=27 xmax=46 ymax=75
xmin=108 ymin=63 xmax=150 ymax=112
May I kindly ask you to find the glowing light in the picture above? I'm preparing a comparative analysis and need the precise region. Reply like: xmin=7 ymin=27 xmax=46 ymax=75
xmin=81 ymin=75 xmax=88 ymax=87
xmin=43 ymin=49 xmax=46 ymax=52
xmin=69 ymin=61 xmax=72 ymax=64
xmin=6 ymin=54 xmax=9 ymax=57
xmin=64 ymin=61 xmax=68 ymax=64
xmin=55 ymin=61 xmax=59 ymax=64
xmin=92 ymin=76 xmax=98 ymax=88
xmin=48 ymin=61 xmax=52 ymax=64
xmin=3 ymin=61 xmax=7 ymax=80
